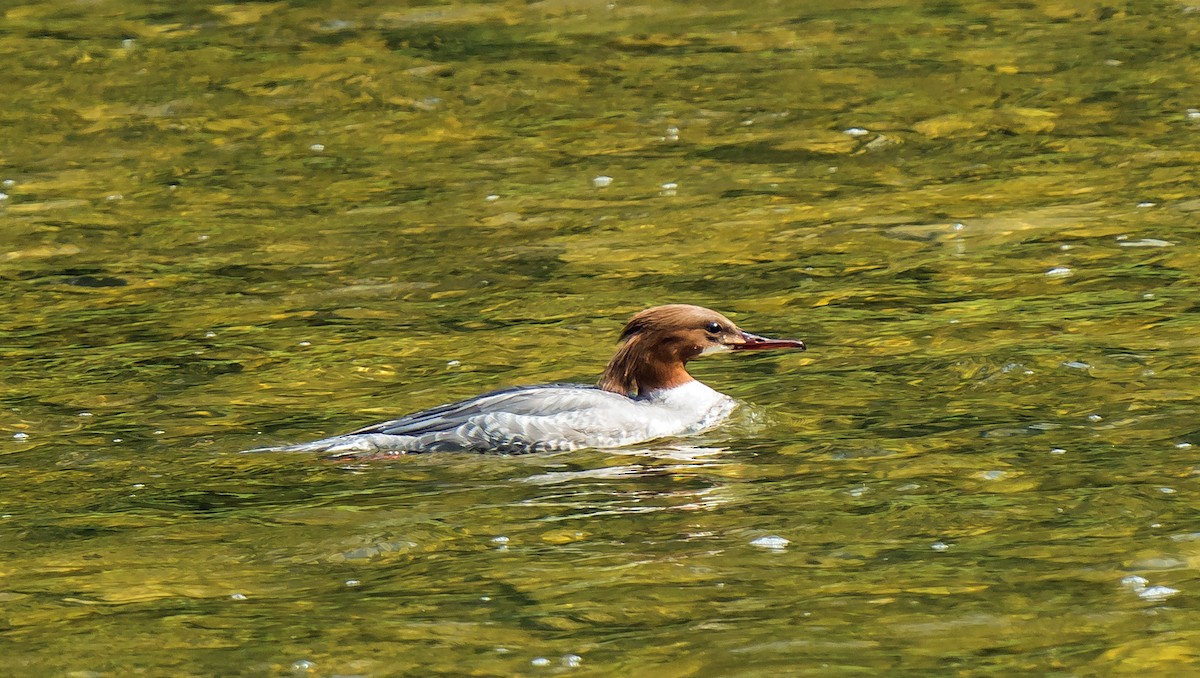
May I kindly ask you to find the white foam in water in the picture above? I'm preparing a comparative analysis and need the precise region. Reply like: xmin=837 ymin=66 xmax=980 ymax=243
xmin=1119 ymin=238 xmax=1173 ymax=247
xmin=1045 ymin=267 xmax=1073 ymax=277
xmin=1138 ymin=586 xmax=1180 ymax=601
xmin=930 ymin=541 xmax=950 ymax=552
xmin=592 ymin=175 xmax=613 ymax=188
xmin=531 ymin=657 xmax=551 ymax=667
xmin=751 ymin=535 xmax=790 ymax=549
xmin=843 ymin=127 xmax=869 ymax=137
xmin=1120 ymin=575 xmax=1149 ymax=590
xmin=562 ymin=654 xmax=583 ymax=668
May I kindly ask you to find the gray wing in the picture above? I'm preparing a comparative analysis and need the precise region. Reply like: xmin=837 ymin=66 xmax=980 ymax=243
xmin=347 ymin=383 xmax=625 ymax=437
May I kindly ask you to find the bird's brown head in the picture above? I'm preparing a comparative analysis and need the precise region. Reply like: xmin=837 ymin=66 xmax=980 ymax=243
xmin=598 ymin=304 xmax=805 ymax=397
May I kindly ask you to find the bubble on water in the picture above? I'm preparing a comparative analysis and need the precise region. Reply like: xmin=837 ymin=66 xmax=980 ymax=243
xmin=105 ymin=193 xmax=123 ymax=202
xmin=0 ymin=193 xmax=9 ymax=201
xmin=978 ymin=470 xmax=1008 ymax=481
xmin=665 ymin=126 xmax=680 ymax=141
xmin=1059 ymin=244 xmax=1072 ymax=250
xmin=531 ymin=657 xmax=551 ymax=667
xmin=12 ymin=432 xmax=29 ymax=440
xmin=78 ymin=412 xmax=94 ymax=417
xmin=1 ymin=179 xmax=14 ymax=188
xmin=446 ymin=360 xmax=461 ymax=368
xmin=1050 ymin=448 xmax=1066 ymax=455
xmin=843 ymin=127 xmax=870 ymax=137
xmin=204 ymin=331 xmax=217 ymax=338
xmin=952 ymin=222 xmax=965 ymax=231
xmin=1121 ymin=575 xmax=1149 ymax=590
xmin=1176 ymin=442 xmax=1193 ymax=449
xmin=1138 ymin=585 xmax=1180 ymax=601
xmin=930 ymin=541 xmax=950 ymax=552
xmin=480 ymin=595 xmax=491 ymax=601
xmin=298 ymin=341 xmax=311 ymax=347
xmin=291 ymin=659 xmax=316 ymax=672
xmin=345 ymin=579 xmax=361 ymax=587
xmin=112 ymin=438 xmax=123 ymax=443
xmin=1119 ymin=238 xmax=1174 ymax=247
xmin=1135 ymin=201 xmax=1156 ymax=208
xmin=309 ymin=143 xmax=325 ymax=152
xmin=485 ymin=194 xmax=500 ymax=201
xmin=660 ymin=182 xmax=677 ymax=196
xmin=1087 ymin=414 xmax=1103 ymax=422
xmin=131 ymin=483 xmax=145 ymax=490
xmin=1045 ymin=266 xmax=1073 ymax=277
xmin=1158 ymin=487 xmax=1177 ymax=494
xmin=122 ymin=38 xmax=136 ymax=49
xmin=1188 ymin=108 xmax=1200 ymax=120
xmin=230 ymin=593 xmax=247 ymax=600
xmin=1116 ymin=234 xmax=1129 ymax=241
xmin=562 ymin=654 xmax=583 ymax=668
xmin=591 ymin=175 xmax=613 ymax=188
xmin=1062 ymin=361 xmax=1092 ymax=370
xmin=751 ymin=535 xmax=790 ymax=549
xmin=154 ymin=430 xmax=165 ymax=435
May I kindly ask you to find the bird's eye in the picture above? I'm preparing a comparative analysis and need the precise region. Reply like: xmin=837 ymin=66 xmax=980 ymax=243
xmin=705 ymin=321 xmax=722 ymax=334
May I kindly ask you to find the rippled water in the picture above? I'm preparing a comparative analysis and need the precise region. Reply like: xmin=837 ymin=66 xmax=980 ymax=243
xmin=2 ymin=1 xmax=1199 ymax=675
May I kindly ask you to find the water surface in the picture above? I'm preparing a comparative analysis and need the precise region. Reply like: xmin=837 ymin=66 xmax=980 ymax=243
xmin=2 ymin=1 xmax=1199 ymax=675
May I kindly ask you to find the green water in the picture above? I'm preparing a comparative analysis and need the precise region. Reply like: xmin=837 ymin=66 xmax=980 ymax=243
xmin=2 ymin=0 xmax=1199 ymax=674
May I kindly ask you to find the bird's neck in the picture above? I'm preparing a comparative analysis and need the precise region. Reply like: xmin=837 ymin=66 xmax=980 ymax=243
xmin=598 ymin=335 xmax=694 ymax=398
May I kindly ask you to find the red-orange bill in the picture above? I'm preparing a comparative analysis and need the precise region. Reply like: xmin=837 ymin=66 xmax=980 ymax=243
xmin=733 ymin=332 xmax=806 ymax=351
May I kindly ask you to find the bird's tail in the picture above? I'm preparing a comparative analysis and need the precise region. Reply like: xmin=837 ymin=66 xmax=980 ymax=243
xmin=242 ymin=434 xmax=397 ymax=458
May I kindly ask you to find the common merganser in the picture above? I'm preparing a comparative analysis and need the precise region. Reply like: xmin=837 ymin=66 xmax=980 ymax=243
xmin=254 ymin=304 xmax=805 ymax=456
